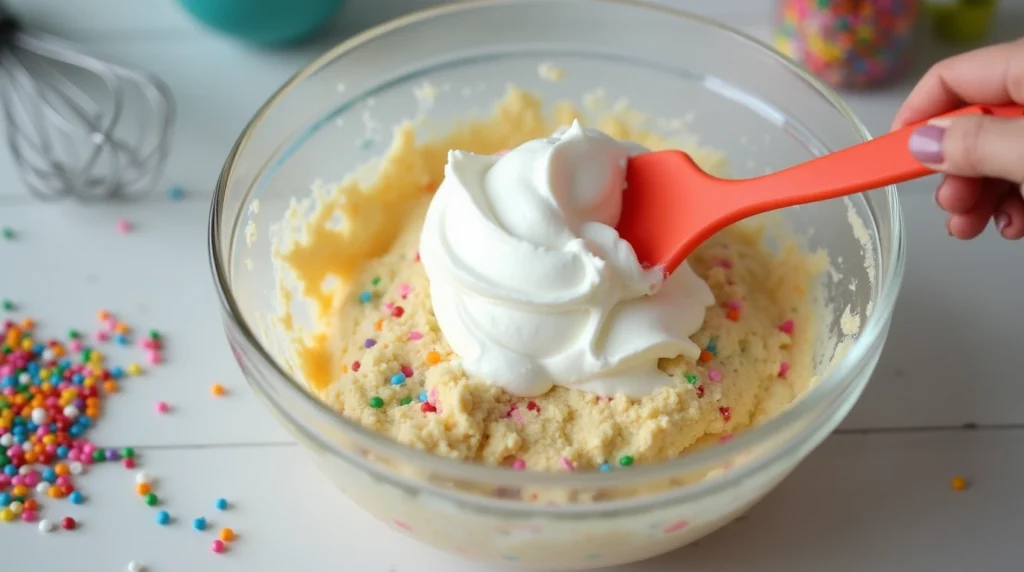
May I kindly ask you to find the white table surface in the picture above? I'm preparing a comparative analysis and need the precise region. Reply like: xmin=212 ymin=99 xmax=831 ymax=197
xmin=1 ymin=1 xmax=1023 ymax=571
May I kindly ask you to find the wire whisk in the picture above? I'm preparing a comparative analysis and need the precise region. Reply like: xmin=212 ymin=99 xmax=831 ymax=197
xmin=0 ymin=10 xmax=175 ymax=200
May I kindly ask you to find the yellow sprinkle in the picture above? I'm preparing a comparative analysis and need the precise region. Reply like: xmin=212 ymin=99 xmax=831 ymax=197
xmin=951 ymin=476 xmax=969 ymax=491
xmin=0 ymin=508 xmax=13 ymax=522
xmin=127 ymin=363 xmax=142 ymax=375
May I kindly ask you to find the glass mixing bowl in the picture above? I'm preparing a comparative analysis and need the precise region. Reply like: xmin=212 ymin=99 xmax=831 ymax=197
xmin=209 ymin=0 xmax=906 ymax=569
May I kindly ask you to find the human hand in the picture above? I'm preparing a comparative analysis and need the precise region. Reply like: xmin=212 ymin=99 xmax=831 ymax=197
xmin=891 ymin=39 xmax=1024 ymax=240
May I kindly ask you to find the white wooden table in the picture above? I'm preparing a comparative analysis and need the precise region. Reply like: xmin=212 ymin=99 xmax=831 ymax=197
xmin=1 ymin=1 xmax=1023 ymax=570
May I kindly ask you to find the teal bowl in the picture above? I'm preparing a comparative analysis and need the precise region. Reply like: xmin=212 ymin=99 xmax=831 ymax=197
xmin=177 ymin=0 xmax=345 ymax=45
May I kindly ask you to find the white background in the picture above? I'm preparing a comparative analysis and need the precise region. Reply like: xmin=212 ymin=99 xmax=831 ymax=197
xmin=1 ymin=0 xmax=1023 ymax=570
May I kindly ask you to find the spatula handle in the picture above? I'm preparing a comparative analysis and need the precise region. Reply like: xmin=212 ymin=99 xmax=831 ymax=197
xmin=723 ymin=103 xmax=1024 ymax=214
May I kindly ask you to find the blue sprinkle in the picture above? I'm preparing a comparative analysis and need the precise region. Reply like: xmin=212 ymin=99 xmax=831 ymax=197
xmin=0 ymin=493 xmax=11 ymax=506
xmin=390 ymin=373 xmax=406 ymax=386
xmin=110 ymin=367 xmax=124 ymax=379
xmin=418 ymin=392 xmax=428 ymax=403
xmin=706 ymin=337 xmax=718 ymax=357
xmin=115 ymin=334 xmax=129 ymax=346
xmin=69 ymin=491 xmax=84 ymax=504
xmin=215 ymin=498 xmax=228 ymax=511
xmin=599 ymin=463 xmax=612 ymax=472
xmin=358 ymin=291 xmax=373 ymax=303
xmin=192 ymin=516 xmax=207 ymax=531
xmin=363 ymin=338 xmax=376 ymax=349
xmin=3 ymin=465 xmax=16 ymax=477
xmin=56 ymin=446 xmax=69 ymax=458
xmin=42 ymin=468 xmax=57 ymax=483
xmin=167 ymin=185 xmax=185 ymax=201
xmin=156 ymin=510 xmax=171 ymax=525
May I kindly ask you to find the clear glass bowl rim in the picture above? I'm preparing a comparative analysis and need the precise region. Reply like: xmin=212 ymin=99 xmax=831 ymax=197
xmin=208 ymin=0 xmax=907 ymax=490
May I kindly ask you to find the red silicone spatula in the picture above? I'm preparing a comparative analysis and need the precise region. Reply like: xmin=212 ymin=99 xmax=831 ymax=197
xmin=617 ymin=103 xmax=1024 ymax=274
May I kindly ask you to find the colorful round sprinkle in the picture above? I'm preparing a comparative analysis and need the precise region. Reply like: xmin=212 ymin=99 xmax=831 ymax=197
xmin=144 ymin=493 xmax=158 ymax=506
xmin=951 ymin=476 xmax=968 ymax=491
xmin=69 ymin=491 xmax=84 ymax=504
xmin=155 ymin=401 xmax=170 ymax=414
xmin=38 ymin=519 xmax=54 ymax=533
xmin=60 ymin=516 xmax=76 ymax=530
xmin=369 ymin=396 xmax=384 ymax=409
xmin=193 ymin=516 xmax=207 ymax=531
xmin=156 ymin=510 xmax=170 ymax=525
xmin=618 ymin=455 xmax=634 ymax=467
xmin=390 ymin=373 xmax=406 ymax=386
xmin=127 ymin=561 xmax=146 ymax=572
xmin=210 ymin=383 xmax=226 ymax=397
xmin=211 ymin=539 xmax=226 ymax=553
xmin=215 ymin=498 xmax=228 ymax=511
xmin=219 ymin=527 xmax=236 ymax=542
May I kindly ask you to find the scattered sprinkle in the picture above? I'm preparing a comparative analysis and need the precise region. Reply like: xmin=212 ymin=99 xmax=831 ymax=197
xmin=390 ymin=373 xmax=406 ymax=386
xmin=425 ymin=351 xmax=441 ymax=365
xmin=358 ymin=291 xmax=373 ymax=303
xmin=219 ymin=527 xmax=235 ymax=542
xmin=156 ymin=510 xmax=170 ymax=525
xmin=708 ymin=370 xmax=722 ymax=382
xmin=778 ymin=319 xmax=794 ymax=335
xmin=193 ymin=516 xmax=207 ymax=531
xmin=60 ymin=516 xmax=76 ymax=530
xmin=726 ymin=308 xmax=740 ymax=321
xmin=599 ymin=463 xmax=612 ymax=472
xmin=369 ymin=396 xmax=384 ymax=409
xmin=210 ymin=383 xmax=226 ymax=397
xmin=363 ymin=338 xmax=377 ymax=349
xmin=696 ymin=385 xmax=705 ymax=398
xmin=155 ymin=401 xmax=170 ymax=414
xmin=408 ymin=331 xmax=423 ymax=341
xmin=127 ymin=561 xmax=146 ymax=572
xmin=135 ymin=471 xmax=152 ymax=485
xmin=706 ymin=338 xmax=718 ymax=356
xmin=398 ymin=283 xmax=413 ymax=298
xmin=719 ymin=406 xmax=732 ymax=422
xmin=2 ymin=226 xmax=14 ymax=240
xmin=351 ymin=361 xmax=361 ymax=372
xmin=399 ymin=396 xmax=412 ymax=406
xmin=420 ymin=402 xmax=436 ymax=413
xmin=618 ymin=455 xmax=634 ymax=467
xmin=778 ymin=361 xmax=790 ymax=378
xmin=512 ymin=460 xmax=526 ymax=471
xmin=391 ymin=306 xmax=405 ymax=318
xmin=699 ymin=350 xmax=713 ymax=363
xmin=137 ymin=483 xmax=151 ymax=496
xmin=116 ymin=219 xmax=133 ymax=234
xmin=215 ymin=498 xmax=228 ymax=511
xmin=211 ymin=539 xmax=226 ymax=553
xmin=685 ymin=373 xmax=698 ymax=385
xmin=38 ymin=519 xmax=54 ymax=533
xmin=144 ymin=493 xmax=158 ymax=506
xmin=2 ymin=299 xmax=14 ymax=312
xmin=167 ymin=185 xmax=184 ymax=201
xmin=400 ymin=365 xmax=414 ymax=378
xmin=560 ymin=457 xmax=575 ymax=471
xmin=69 ymin=491 xmax=84 ymax=504
xmin=951 ymin=476 xmax=968 ymax=491
xmin=417 ymin=392 xmax=428 ymax=402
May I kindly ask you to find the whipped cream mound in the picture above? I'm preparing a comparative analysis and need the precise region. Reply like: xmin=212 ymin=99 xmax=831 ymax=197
xmin=419 ymin=121 xmax=715 ymax=398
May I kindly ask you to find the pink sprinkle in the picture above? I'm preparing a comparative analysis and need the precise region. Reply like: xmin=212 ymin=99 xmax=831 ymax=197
xmin=408 ymin=331 xmax=423 ymax=341
xmin=718 ymin=259 xmax=733 ymax=269
xmin=394 ymin=519 xmax=413 ymax=532
xmin=560 ymin=457 xmax=575 ymax=471
xmin=510 ymin=407 xmax=525 ymax=425
xmin=414 ymin=251 xmax=420 ymax=262
xmin=10 ymin=476 xmax=22 ymax=486
xmin=104 ymin=317 xmax=118 ymax=331
xmin=211 ymin=540 xmax=226 ymax=554
xmin=20 ymin=510 xmax=36 ymax=522
xmin=398 ymin=283 xmax=413 ymax=298
xmin=778 ymin=319 xmax=794 ymax=335
xmin=384 ymin=302 xmax=394 ymax=311
xmin=123 ymin=458 xmax=135 ymax=469
xmin=94 ymin=331 xmax=109 ymax=343
xmin=428 ymin=388 xmax=438 ymax=405
xmin=55 ymin=475 xmax=70 ymax=487
xmin=155 ymin=401 xmax=170 ymax=414
xmin=116 ymin=218 xmax=133 ymax=234
xmin=0 ymin=476 xmax=9 ymax=489
xmin=663 ymin=520 xmax=689 ymax=534
xmin=146 ymin=350 xmax=162 ymax=365
xmin=719 ymin=433 xmax=735 ymax=443
xmin=512 ymin=459 xmax=526 ymax=471
xmin=69 ymin=340 xmax=83 ymax=352
xmin=728 ymin=299 xmax=742 ymax=310
xmin=82 ymin=443 xmax=95 ymax=455
xmin=778 ymin=361 xmax=790 ymax=378
xmin=141 ymin=339 xmax=158 ymax=350
xmin=400 ymin=365 xmax=414 ymax=378
xmin=708 ymin=369 xmax=722 ymax=382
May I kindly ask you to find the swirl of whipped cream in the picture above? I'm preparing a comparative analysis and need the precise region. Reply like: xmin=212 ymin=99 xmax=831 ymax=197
xmin=418 ymin=121 xmax=715 ymax=398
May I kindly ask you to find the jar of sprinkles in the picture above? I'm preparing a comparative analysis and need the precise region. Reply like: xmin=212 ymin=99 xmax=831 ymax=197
xmin=774 ymin=0 xmax=922 ymax=89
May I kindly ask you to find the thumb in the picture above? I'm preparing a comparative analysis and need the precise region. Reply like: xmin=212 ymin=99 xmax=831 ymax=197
xmin=908 ymin=115 xmax=1024 ymax=183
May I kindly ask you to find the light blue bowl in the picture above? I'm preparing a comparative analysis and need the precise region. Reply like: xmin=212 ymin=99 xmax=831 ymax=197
xmin=177 ymin=0 xmax=345 ymax=46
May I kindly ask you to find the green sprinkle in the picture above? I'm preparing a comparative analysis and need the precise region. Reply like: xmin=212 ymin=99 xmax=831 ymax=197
xmin=68 ymin=329 xmax=80 ymax=339
xmin=618 ymin=455 xmax=634 ymax=467
xmin=91 ymin=450 xmax=105 ymax=462
xmin=144 ymin=493 xmax=159 ymax=506
xmin=79 ymin=349 xmax=91 ymax=363
xmin=1 ymin=227 xmax=14 ymax=240
xmin=121 ymin=447 xmax=135 ymax=459
xmin=1 ymin=300 xmax=14 ymax=312
xmin=371 ymin=276 xmax=381 ymax=286
xmin=685 ymin=374 xmax=698 ymax=385
xmin=148 ymin=329 xmax=160 ymax=340
xmin=369 ymin=396 xmax=384 ymax=409
xmin=399 ymin=396 xmax=413 ymax=406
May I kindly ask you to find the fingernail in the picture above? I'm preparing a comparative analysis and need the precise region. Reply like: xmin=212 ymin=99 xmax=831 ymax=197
xmin=909 ymin=124 xmax=946 ymax=164
xmin=995 ymin=212 xmax=1009 ymax=234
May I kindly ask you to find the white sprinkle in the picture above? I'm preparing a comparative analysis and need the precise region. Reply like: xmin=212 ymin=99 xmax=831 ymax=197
xmin=41 ymin=348 xmax=55 ymax=360
xmin=18 ymin=373 xmax=30 ymax=385
xmin=68 ymin=461 xmax=84 ymax=475
xmin=135 ymin=471 xmax=152 ymax=485
xmin=38 ymin=519 xmax=54 ymax=533
xmin=18 ymin=465 xmax=31 ymax=475
xmin=63 ymin=405 xmax=79 ymax=419
xmin=127 ymin=561 xmax=146 ymax=572
xmin=537 ymin=61 xmax=566 ymax=82
xmin=9 ymin=501 xmax=23 ymax=513
xmin=36 ymin=482 xmax=49 ymax=494
xmin=0 ymin=434 xmax=11 ymax=447
xmin=30 ymin=407 xmax=48 ymax=425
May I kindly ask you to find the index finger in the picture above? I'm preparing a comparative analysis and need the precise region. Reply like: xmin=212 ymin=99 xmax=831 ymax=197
xmin=890 ymin=39 xmax=1024 ymax=131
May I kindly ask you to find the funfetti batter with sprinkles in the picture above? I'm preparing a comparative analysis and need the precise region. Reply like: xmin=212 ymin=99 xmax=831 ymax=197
xmin=267 ymin=87 xmax=826 ymax=486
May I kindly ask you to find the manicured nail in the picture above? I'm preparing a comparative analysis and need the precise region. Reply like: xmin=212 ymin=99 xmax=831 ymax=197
xmin=994 ymin=212 xmax=1010 ymax=234
xmin=909 ymin=124 xmax=945 ymax=164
